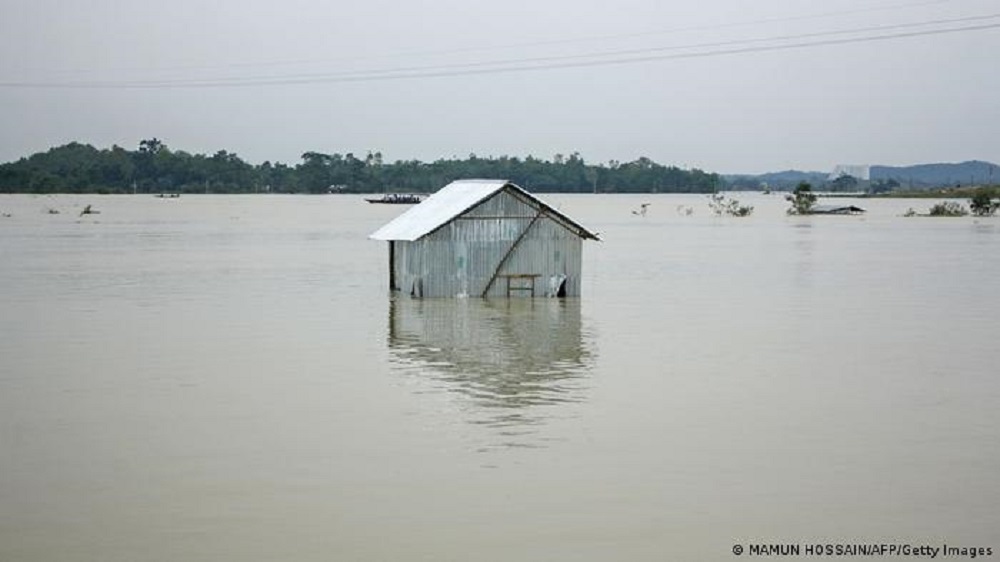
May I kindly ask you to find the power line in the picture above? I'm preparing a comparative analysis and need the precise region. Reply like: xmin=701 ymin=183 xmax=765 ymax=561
xmin=1 ymin=15 xmax=997 ymax=89
xmin=7 ymin=0 xmax=958 ymax=78
xmin=225 ymin=22 xmax=1000 ymax=85
xmin=198 ymin=0 xmax=963 ymax=69
xmin=173 ymin=13 xmax=1000 ymax=85
xmin=456 ymin=0 xmax=959 ymax=53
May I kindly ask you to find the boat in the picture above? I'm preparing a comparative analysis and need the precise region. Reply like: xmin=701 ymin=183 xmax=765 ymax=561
xmin=365 ymin=193 xmax=423 ymax=204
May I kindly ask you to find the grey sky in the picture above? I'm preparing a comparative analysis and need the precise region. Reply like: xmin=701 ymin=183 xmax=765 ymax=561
xmin=1 ymin=0 xmax=998 ymax=174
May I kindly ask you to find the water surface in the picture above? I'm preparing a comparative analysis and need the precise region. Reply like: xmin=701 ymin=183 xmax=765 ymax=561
xmin=1 ymin=193 xmax=998 ymax=561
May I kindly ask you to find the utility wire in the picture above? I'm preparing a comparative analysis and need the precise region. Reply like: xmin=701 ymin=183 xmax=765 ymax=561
xmin=143 ymin=13 xmax=1000 ymax=85
xmin=150 ymin=0 xmax=961 ymax=71
xmin=1 ymin=16 xmax=997 ymax=89
xmin=2 ymin=0 xmax=960 ymax=77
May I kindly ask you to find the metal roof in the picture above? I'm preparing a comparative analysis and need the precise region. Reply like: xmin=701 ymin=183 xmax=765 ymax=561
xmin=811 ymin=204 xmax=866 ymax=214
xmin=369 ymin=179 xmax=599 ymax=241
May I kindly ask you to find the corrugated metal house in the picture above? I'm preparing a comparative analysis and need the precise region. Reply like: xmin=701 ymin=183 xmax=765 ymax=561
xmin=370 ymin=179 xmax=599 ymax=298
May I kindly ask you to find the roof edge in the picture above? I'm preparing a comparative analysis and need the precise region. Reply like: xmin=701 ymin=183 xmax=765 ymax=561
xmin=502 ymin=183 xmax=600 ymax=241
xmin=369 ymin=179 xmax=599 ymax=241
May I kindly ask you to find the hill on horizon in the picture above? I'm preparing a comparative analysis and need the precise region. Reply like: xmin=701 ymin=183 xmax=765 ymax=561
xmin=726 ymin=160 xmax=999 ymax=190
xmin=871 ymin=160 xmax=998 ymax=188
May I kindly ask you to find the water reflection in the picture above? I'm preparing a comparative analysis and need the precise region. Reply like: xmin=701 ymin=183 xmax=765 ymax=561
xmin=387 ymin=297 xmax=594 ymax=439
xmin=791 ymin=221 xmax=815 ymax=290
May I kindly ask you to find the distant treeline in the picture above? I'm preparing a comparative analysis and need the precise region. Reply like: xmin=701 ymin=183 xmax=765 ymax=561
xmin=0 ymin=140 xmax=722 ymax=194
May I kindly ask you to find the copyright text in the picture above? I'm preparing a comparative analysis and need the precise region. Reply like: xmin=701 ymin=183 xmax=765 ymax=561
xmin=731 ymin=543 xmax=993 ymax=558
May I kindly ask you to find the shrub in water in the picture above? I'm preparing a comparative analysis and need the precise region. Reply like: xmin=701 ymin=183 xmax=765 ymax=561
xmin=969 ymin=188 xmax=999 ymax=217
xmin=786 ymin=182 xmax=817 ymax=215
xmin=928 ymin=201 xmax=968 ymax=217
xmin=708 ymin=193 xmax=754 ymax=217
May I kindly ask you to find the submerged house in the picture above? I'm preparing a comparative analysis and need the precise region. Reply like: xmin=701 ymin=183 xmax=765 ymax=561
xmin=370 ymin=179 xmax=599 ymax=298
xmin=810 ymin=204 xmax=866 ymax=215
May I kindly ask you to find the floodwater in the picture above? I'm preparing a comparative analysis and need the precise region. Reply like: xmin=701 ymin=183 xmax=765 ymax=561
xmin=1 ymin=193 xmax=998 ymax=561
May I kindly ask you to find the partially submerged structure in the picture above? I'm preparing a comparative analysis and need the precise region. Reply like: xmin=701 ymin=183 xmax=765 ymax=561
xmin=370 ymin=179 xmax=599 ymax=298
xmin=810 ymin=204 xmax=866 ymax=215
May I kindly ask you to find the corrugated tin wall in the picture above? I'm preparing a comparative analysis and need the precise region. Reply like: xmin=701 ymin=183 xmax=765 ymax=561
xmin=392 ymin=188 xmax=584 ymax=298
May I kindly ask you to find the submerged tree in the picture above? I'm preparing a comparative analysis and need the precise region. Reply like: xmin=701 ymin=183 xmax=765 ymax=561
xmin=707 ymin=192 xmax=754 ymax=217
xmin=786 ymin=182 xmax=817 ymax=215
xmin=928 ymin=201 xmax=968 ymax=217
xmin=969 ymin=187 xmax=999 ymax=217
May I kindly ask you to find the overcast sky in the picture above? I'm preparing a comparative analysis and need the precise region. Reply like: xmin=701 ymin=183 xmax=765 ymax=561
xmin=1 ymin=0 xmax=998 ymax=173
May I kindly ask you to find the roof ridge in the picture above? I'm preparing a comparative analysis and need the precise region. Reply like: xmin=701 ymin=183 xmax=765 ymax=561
xmin=369 ymin=180 xmax=598 ymax=241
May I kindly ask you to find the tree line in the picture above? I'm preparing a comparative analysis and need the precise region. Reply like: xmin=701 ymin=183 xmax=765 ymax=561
xmin=0 ymin=140 xmax=722 ymax=194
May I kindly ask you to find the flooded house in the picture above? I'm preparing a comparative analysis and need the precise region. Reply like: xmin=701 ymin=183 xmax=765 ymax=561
xmin=810 ymin=204 xmax=867 ymax=215
xmin=370 ymin=179 xmax=599 ymax=298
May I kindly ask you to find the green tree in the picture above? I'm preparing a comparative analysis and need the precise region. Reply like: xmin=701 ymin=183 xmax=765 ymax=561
xmin=0 ymin=142 xmax=728 ymax=194
xmin=707 ymin=192 xmax=753 ymax=216
xmin=928 ymin=201 xmax=968 ymax=217
xmin=138 ymin=138 xmax=164 ymax=154
xmin=870 ymin=178 xmax=900 ymax=194
xmin=297 ymin=152 xmax=333 ymax=193
xmin=969 ymin=187 xmax=999 ymax=216
xmin=828 ymin=174 xmax=859 ymax=192
xmin=786 ymin=182 xmax=817 ymax=215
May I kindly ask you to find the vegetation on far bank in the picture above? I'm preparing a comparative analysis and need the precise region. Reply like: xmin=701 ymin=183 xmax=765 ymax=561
xmin=900 ymin=187 xmax=999 ymax=217
xmin=876 ymin=185 xmax=1000 ymax=199
xmin=3 ymin=140 xmax=997 ymax=200
xmin=0 ymin=140 xmax=721 ymax=195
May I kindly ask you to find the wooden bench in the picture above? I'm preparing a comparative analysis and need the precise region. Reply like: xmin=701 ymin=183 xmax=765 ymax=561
xmin=497 ymin=273 xmax=541 ymax=297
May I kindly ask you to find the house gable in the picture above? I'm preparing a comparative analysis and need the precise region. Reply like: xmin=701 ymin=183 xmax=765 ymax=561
xmin=370 ymin=180 xmax=598 ymax=242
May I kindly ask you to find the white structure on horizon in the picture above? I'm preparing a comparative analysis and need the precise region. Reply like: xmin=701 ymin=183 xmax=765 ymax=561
xmin=828 ymin=164 xmax=870 ymax=180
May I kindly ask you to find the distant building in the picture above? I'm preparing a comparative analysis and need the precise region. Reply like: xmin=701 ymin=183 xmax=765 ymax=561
xmin=370 ymin=179 xmax=599 ymax=298
xmin=827 ymin=164 xmax=871 ymax=192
